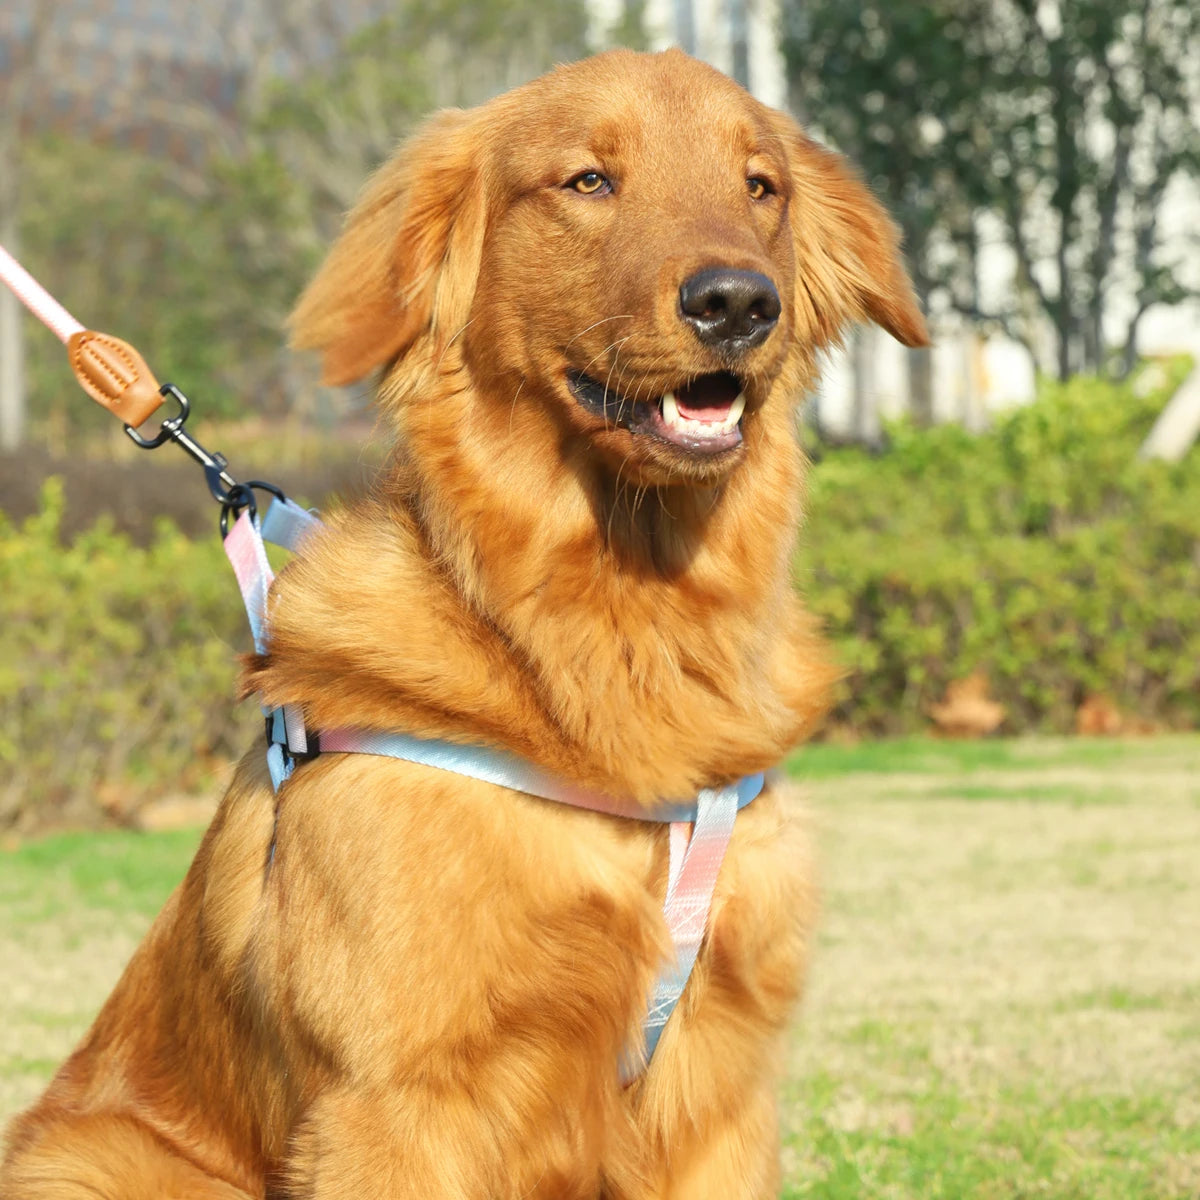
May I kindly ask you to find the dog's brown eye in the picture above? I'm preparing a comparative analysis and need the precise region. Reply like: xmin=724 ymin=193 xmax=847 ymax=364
xmin=747 ymin=177 xmax=771 ymax=200
xmin=569 ymin=171 xmax=611 ymax=195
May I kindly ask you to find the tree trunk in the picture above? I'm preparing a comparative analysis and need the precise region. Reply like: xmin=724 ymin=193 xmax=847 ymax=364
xmin=0 ymin=215 xmax=25 ymax=452
xmin=1119 ymin=309 xmax=1144 ymax=380
xmin=729 ymin=0 xmax=750 ymax=90
xmin=1082 ymin=307 xmax=1103 ymax=376
xmin=1053 ymin=252 xmax=1072 ymax=380
xmin=674 ymin=0 xmax=696 ymax=54
xmin=1048 ymin=29 xmax=1080 ymax=383
xmin=851 ymin=325 xmax=881 ymax=447
xmin=619 ymin=0 xmax=648 ymax=48
xmin=907 ymin=345 xmax=934 ymax=427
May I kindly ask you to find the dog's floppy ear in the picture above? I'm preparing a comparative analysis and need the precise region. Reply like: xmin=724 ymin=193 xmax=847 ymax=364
xmin=289 ymin=110 xmax=487 ymax=386
xmin=772 ymin=114 xmax=928 ymax=349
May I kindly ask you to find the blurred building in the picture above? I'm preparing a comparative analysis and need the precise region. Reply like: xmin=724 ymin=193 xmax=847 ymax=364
xmin=4 ymin=0 xmax=1196 ymax=435
xmin=0 ymin=0 xmax=386 ymax=161
xmin=590 ymin=0 xmax=787 ymax=104
xmin=0 ymin=0 xmax=248 ymax=162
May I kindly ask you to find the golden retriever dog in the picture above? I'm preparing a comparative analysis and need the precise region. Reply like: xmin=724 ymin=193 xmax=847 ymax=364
xmin=2 ymin=49 xmax=925 ymax=1199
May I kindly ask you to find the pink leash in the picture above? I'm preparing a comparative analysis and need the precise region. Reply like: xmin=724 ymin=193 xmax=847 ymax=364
xmin=0 ymin=243 xmax=84 ymax=342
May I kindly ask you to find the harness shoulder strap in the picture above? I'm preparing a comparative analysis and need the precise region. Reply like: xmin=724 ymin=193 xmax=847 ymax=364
xmin=226 ymin=499 xmax=764 ymax=1077
xmin=223 ymin=498 xmax=319 ymax=788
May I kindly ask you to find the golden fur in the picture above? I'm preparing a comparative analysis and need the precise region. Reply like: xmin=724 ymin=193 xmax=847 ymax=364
xmin=2 ymin=50 xmax=926 ymax=1199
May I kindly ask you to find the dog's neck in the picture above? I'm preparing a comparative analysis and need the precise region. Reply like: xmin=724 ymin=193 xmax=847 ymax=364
xmin=253 ymin=363 xmax=832 ymax=802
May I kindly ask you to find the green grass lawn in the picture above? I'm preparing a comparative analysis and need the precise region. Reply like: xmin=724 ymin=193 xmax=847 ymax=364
xmin=2 ymin=735 xmax=1199 ymax=1197
xmin=782 ymin=735 xmax=1200 ymax=1199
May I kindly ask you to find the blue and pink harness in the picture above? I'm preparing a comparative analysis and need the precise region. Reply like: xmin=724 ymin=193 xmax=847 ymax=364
xmin=225 ymin=501 xmax=763 ymax=1076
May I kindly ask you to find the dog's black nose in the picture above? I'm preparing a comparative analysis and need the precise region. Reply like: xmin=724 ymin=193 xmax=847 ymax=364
xmin=679 ymin=268 xmax=781 ymax=351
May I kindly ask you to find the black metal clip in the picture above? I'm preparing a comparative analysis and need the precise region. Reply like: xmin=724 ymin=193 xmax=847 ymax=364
xmin=218 ymin=480 xmax=287 ymax=538
xmin=124 ymin=383 xmax=292 ymax=538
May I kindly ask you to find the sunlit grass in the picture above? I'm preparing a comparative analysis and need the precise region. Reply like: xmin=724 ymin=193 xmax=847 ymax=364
xmin=0 ymin=828 xmax=201 ymax=924
xmin=786 ymin=732 xmax=1198 ymax=779
xmin=3 ymin=735 xmax=1199 ymax=1196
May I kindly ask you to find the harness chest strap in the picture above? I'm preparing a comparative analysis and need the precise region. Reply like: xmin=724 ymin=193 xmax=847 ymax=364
xmin=226 ymin=504 xmax=764 ymax=1074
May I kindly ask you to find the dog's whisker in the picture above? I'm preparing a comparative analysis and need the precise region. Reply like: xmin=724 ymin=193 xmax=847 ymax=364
xmin=656 ymin=485 xmax=678 ymax=522
xmin=564 ymin=314 xmax=635 ymax=352
xmin=606 ymin=346 xmax=627 ymax=429
xmin=578 ymin=336 xmax=637 ymax=431
xmin=599 ymin=337 xmax=636 ymax=431
xmin=579 ymin=335 xmax=634 ymax=382
xmin=607 ymin=456 xmax=632 ymax=546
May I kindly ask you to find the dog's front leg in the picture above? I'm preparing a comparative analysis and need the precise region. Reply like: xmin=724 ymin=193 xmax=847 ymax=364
xmin=284 ymin=1080 xmax=619 ymax=1200
xmin=270 ymin=951 xmax=651 ymax=1200
xmin=656 ymin=1080 xmax=783 ymax=1200
xmin=259 ymin=765 xmax=666 ymax=1200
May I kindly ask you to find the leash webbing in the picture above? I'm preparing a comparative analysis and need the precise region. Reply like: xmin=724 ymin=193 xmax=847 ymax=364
xmin=0 ymin=243 xmax=84 ymax=343
xmin=223 ymin=503 xmax=320 ymax=790
xmin=639 ymin=787 xmax=739 ymax=1067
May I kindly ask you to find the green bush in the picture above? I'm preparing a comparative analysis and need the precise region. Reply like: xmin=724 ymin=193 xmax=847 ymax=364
xmin=3 ymin=363 xmax=1196 ymax=828
xmin=0 ymin=480 xmax=251 ymax=830
xmin=798 ymin=362 xmax=1200 ymax=734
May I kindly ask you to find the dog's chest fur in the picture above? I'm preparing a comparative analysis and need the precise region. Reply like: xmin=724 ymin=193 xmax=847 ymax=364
xmin=195 ymin=741 xmax=816 ymax=1195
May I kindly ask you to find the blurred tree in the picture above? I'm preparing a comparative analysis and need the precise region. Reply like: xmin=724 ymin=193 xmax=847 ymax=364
xmin=974 ymin=0 xmax=1200 ymax=380
xmin=14 ymin=0 xmax=591 ymax=442
xmin=19 ymin=136 xmax=299 ymax=440
xmin=3 ymin=0 xmax=333 ymax=445
xmin=782 ymin=0 xmax=1200 ymax=388
xmin=248 ymin=0 xmax=592 ymax=234
xmin=227 ymin=0 xmax=592 ymax=417
xmin=609 ymin=0 xmax=650 ymax=51
xmin=783 ymin=1 xmax=984 ymax=424
xmin=0 ymin=3 xmax=57 ymax=449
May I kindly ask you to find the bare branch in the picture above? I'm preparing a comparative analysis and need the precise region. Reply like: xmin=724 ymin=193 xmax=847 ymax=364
xmin=955 ymin=302 xmax=1040 ymax=365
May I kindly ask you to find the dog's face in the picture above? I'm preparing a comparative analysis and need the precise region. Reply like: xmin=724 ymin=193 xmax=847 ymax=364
xmin=292 ymin=50 xmax=927 ymax=487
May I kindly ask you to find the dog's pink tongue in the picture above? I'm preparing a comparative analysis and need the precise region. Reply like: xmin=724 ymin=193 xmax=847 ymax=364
xmin=676 ymin=374 xmax=740 ymax=422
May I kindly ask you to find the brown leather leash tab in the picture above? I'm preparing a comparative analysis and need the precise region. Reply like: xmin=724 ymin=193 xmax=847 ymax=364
xmin=67 ymin=330 xmax=165 ymax=429
xmin=0 ymin=242 xmax=165 ymax=429
xmin=1 ymin=239 xmax=288 ymax=540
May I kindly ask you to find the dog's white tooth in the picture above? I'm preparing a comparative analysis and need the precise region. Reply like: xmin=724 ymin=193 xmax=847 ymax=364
xmin=728 ymin=393 xmax=746 ymax=425
xmin=662 ymin=392 xmax=680 ymax=427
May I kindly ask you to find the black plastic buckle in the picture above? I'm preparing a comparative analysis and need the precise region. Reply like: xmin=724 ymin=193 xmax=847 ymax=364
xmin=264 ymin=713 xmax=321 ymax=763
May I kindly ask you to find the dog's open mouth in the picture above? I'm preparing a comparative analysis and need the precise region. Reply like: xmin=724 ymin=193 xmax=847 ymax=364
xmin=568 ymin=370 xmax=746 ymax=455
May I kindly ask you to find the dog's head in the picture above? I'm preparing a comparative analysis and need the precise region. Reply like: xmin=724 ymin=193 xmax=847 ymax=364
xmin=292 ymin=49 xmax=927 ymax=487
